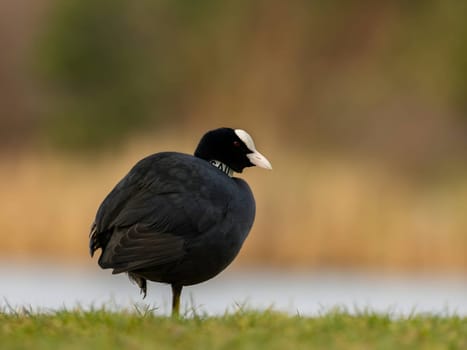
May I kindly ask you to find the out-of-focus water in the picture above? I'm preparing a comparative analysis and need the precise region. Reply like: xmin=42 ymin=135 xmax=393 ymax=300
xmin=1 ymin=262 xmax=466 ymax=316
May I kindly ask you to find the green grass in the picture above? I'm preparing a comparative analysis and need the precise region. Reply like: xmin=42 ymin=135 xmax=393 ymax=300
xmin=0 ymin=308 xmax=466 ymax=350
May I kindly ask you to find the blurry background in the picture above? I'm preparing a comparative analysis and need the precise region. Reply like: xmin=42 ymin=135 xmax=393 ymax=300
xmin=1 ymin=0 xmax=467 ymax=277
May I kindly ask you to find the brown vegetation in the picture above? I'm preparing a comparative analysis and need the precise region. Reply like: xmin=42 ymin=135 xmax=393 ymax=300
xmin=1 ymin=130 xmax=466 ymax=272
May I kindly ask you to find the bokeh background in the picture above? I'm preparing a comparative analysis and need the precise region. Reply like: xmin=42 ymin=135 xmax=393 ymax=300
xmin=1 ymin=0 xmax=467 ymax=274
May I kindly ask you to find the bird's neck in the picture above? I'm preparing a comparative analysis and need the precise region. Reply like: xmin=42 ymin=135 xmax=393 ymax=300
xmin=209 ymin=160 xmax=234 ymax=177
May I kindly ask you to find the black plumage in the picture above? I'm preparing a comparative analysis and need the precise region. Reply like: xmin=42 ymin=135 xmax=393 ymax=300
xmin=89 ymin=128 xmax=271 ymax=315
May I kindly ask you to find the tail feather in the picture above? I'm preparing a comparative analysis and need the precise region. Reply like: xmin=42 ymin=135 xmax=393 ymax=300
xmin=89 ymin=223 xmax=100 ymax=257
xmin=128 ymin=273 xmax=148 ymax=298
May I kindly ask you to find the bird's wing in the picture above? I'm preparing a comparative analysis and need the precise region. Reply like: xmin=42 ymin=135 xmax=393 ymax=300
xmin=90 ymin=153 xmax=230 ymax=273
xmin=99 ymin=223 xmax=185 ymax=274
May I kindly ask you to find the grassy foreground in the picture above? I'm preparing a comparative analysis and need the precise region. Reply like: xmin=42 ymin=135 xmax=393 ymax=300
xmin=1 ymin=308 xmax=465 ymax=350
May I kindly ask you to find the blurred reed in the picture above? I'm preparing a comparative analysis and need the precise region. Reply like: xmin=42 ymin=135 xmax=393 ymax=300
xmin=1 ymin=129 xmax=466 ymax=272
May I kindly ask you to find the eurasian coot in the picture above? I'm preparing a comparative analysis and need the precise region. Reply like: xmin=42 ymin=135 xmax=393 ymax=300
xmin=89 ymin=128 xmax=271 ymax=315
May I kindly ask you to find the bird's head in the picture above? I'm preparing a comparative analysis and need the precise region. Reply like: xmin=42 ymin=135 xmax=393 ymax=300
xmin=194 ymin=128 xmax=272 ymax=174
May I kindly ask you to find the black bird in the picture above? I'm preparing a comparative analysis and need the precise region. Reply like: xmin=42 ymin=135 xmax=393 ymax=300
xmin=89 ymin=128 xmax=271 ymax=315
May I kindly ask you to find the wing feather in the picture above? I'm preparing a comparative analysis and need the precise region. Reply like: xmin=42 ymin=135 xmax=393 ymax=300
xmin=99 ymin=224 xmax=185 ymax=274
xmin=90 ymin=153 xmax=231 ymax=274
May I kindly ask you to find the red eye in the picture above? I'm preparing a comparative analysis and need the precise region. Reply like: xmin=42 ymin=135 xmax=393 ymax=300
xmin=233 ymin=141 xmax=241 ymax=147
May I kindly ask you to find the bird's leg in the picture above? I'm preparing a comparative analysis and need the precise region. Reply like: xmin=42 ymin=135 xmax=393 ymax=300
xmin=171 ymin=284 xmax=183 ymax=317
